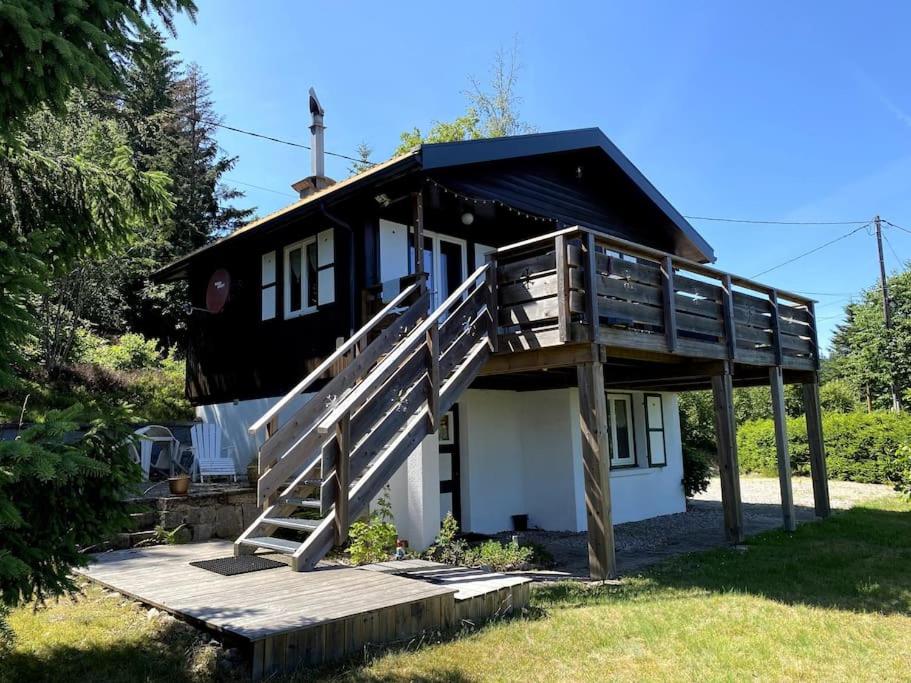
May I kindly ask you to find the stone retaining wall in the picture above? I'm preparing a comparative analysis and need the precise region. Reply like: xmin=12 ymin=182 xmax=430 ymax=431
xmin=153 ymin=488 xmax=259 ymax=542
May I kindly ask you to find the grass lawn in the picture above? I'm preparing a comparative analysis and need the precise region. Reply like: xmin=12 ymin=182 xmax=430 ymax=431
xmin=3 ymin=496 xmax=910 ymax=682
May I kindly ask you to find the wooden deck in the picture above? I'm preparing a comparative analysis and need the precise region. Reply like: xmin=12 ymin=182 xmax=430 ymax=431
xmin=77 ymin=542 xmax=530 ymax=680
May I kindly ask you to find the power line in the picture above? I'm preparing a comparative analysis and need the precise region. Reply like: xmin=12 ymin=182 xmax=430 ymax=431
xmin=684 ymin=215 xmax=871 ymax=226
xmin=750 ymin=222 xmax=872 ymax=279
xmin=225 ymin=177 xmax=297 ymax=198
xmin=89 ymin=86 xmax=376 ymax=167
xmin=884 ymin=219 xmax=911 ymax=235
xmin=883 ymin=231 xmax=904 ymax=267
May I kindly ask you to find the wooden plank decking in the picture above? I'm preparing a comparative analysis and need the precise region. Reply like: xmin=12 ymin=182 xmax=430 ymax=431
xmin=77 ymin=542 xmax=531 ymax=679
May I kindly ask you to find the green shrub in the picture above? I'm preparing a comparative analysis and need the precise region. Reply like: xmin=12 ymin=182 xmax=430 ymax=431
xmin=76 ymin=331 xmax=166 ymax=371
xmin=738 ymin=411 xmax=911 ymax=484
xmin=682 ymin=445 xmax=713 ymax=497
xmin=347 ymin=489 xmax=398 ymax=565
xmin=463 ymin=539 xmax=534 ymax=572
xmin=425 ymin=513 xmax=535 ymax=571
xmin=892 ymin=444 xmax=911 ymax=499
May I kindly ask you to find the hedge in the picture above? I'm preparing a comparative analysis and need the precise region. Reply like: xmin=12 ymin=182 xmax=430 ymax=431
xmin=737 ymin=411 xmax=911 ymax=484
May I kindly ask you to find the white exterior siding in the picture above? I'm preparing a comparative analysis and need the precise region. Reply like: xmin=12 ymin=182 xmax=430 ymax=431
xmin=195 ymin=393 xmax=313 ymax=469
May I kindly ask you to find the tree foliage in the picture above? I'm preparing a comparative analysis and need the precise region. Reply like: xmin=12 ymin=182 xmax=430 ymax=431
xmin=0 ymin=403 xmax=141 ymax=607
xmin=83 ymin=33 xmax=252 ymax=347
xmin=393 ymin=41 xmax=534 ymax=155
xmin=0 ymin=95 xmax=174 ymax=387
xmin=0 ymin=0 xmax=196 ymax=133
xmin=828 ymin=267 xmax=911 ymax=410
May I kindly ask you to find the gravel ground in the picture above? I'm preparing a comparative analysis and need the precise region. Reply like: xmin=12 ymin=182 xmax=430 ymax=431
xmin=510 ymin=476 xmax=894 ymax=579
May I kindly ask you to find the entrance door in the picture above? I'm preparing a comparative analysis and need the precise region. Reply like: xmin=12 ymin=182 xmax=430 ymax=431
xmin=409 ymin=229 xmax=467 ymax=309
xmin=438 ymin=405 xmax=462 ymax=525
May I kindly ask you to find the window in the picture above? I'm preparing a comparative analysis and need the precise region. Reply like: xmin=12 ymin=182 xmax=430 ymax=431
xmin=261 ymin=251 xmax=276 ymax=321
xmin=284 ymin=238 xmax=318 ymax=318
xmin=644 ymin=394 xmax=667 ymax=466
xmin=407 ymin=229 xmax=467 ymax=309
xmin=607 ymin=393 xmax=636 ymax=468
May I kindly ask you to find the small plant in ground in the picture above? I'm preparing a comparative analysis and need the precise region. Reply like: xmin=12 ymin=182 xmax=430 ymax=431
xmin=424 ymin=513 xmax=535 ymax=571
xmin=424 ymin=512 xmax=470 ymax=565
xmin=348 ymin=488 xmax=398 ymax=565
xmin=463 ymin=539 xmax=534 ymax=572
xmin=154 ymin=524 xmax=189 ymax=545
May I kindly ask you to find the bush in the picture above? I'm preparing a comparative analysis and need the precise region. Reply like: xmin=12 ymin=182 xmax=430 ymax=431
xmin=347 ymin=489 xmax=398 ymax=565
xmin=463 ymin=539 xmax=534 ymax=572
xmin=892 ymin=445 xmax=911 ymax=499
xmin=76 ymin=331 xmax=164 ymax=371
xmin=738 ymin=411 xmax=911 ymax=484
xmin=682 ymin=446 xmax=713 ymax=497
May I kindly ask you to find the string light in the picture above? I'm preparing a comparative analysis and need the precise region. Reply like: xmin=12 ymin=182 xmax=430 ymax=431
xmin=425 ymin=178 xmax=557 ymax=225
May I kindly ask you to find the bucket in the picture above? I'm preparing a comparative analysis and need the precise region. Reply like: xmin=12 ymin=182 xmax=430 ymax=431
xmin=511 ymin=514 xmax=528 ymax=532
xmin=168 ymin=475 xmax=190 ymax=496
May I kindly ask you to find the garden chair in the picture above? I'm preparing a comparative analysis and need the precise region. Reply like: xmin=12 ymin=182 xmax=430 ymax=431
xmin=133 ymin=425 xmax=180 ymax=478
xmin=180 ymin=423 xmax=238 ymax=482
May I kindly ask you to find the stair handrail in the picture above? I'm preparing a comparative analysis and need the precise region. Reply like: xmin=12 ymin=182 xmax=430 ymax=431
xmin=316 ymin=262 xmax=491 ymax=436
xmin=248 ymin=281 xmax=422 ymax=435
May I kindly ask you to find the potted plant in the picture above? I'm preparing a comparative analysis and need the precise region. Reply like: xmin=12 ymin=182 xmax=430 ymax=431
xmin=246 ymin=460 xmax=259 ymax=486
xmin=168 ymin=473 xmax=191 ymax=496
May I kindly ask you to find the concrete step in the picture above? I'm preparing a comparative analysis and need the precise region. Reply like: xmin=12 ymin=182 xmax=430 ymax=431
xmin=129 ymin=510 xmax=158 ymax=530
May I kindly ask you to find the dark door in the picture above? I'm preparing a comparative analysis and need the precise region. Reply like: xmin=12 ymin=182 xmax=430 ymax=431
xmin=438 ymin=404 xmax=462 ymax=526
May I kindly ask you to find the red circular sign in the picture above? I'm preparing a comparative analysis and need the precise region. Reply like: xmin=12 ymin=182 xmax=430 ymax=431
xmin=205 ymin=269 xmax=231 ymax=313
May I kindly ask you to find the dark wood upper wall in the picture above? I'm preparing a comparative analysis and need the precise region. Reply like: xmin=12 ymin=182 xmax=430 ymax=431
xmin=430 ymin=149 xmax=680 ymax=255
xmin=185 ymin=216 xmax=358 ymax=405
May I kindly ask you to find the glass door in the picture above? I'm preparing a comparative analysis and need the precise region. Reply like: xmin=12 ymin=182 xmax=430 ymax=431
xmin=409 ymin=229 xmax=467 ymax=309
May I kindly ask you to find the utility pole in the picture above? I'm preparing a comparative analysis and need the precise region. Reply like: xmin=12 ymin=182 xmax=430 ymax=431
xmin=875 ymin=215 xmax=901 ymax=412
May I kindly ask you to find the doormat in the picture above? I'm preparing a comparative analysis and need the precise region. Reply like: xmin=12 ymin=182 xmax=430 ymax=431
xmin=190 ymin=555 xmax=286 ymax=576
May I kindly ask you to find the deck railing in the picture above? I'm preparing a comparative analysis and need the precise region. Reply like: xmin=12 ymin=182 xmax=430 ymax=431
xmin=494 ymin=226 xmax=819 ymax=370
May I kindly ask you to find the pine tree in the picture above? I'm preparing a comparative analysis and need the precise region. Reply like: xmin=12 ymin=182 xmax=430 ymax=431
xmin=0 ymin=0 xmax=197 ymax=134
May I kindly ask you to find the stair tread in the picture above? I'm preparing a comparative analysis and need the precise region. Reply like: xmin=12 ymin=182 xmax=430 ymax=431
xmin=238 ymin=536 xmax=300 ymax=553
xmin=263 ymin=516 xmax=322 ymax=531
xmin=280 ymin=497 xmax=321 ymax=509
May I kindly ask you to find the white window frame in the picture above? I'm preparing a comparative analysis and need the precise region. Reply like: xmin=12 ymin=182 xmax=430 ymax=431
xmin=607 ymin=393 xmax=637 ymax=469
xmin=408 ymin=228 xmax=468 ymax=309
xmin=283 ymin=237 xmax=318 ymax=319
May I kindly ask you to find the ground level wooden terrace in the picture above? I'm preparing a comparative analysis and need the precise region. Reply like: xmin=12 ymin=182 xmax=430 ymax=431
xmin=77 ymin=542 xmax=530 ymax=680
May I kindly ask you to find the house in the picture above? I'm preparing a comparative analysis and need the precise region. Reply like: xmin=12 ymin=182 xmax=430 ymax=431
xmin=154 ymin=90 xmax=830 ymax=579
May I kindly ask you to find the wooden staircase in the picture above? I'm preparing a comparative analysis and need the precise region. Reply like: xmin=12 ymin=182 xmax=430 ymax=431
xmin=234 ymin=263 xmax=497 ymax=571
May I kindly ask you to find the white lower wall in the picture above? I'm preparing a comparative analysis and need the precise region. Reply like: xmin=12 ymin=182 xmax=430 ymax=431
xmin=197 ymin=386 xmax=686 ymax=547
xmin=457 ymin=387 xmax=686 ymax=534
xmin=195 ymin=394 xmax=313 ymax=470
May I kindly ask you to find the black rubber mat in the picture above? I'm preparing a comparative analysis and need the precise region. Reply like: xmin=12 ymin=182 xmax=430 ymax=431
xmin=189 ymin=555 xmax=285 ymax=576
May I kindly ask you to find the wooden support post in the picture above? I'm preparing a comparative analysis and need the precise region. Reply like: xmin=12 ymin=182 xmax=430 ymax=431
xmin=711 ymin=367 xmax=744 ymax=543
xmin=555 ymin=234 xmax=570 ymax=342
xmin=334 ymin=413 xmax=351 ymax=545
xmin=413 ymin=191 xmax=425 ymax=276
xmin=721 ymin=274 xmax=737 ymax=360
xmin=485 ymin=253 xmax=499 ymax=352
xmin=426 ymin=325 xmax=440 ymax=432
xmin=577 ymin=361 xmax=617 ymax=580
xmin=661 ymin=255 xmax=677 ymax=353
xmin=802 ymin=380 xmax=831 ymax=517
xmin=582 ymin=232 xmax=600 ymax=343
xmin=769 ymin=366 xmax=796 ymax=531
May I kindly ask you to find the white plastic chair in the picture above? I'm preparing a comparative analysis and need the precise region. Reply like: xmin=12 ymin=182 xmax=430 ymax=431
xmin=181 ymin=423 xmax=238 ymax=482
xmin=133 ymin=425 xmax=179 ymax=477
xmin=127 ymin=442 xmax=152 ymax=480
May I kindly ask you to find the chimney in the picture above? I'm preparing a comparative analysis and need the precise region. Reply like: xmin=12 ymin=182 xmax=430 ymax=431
xmin=291 ymin=87 xmax=336 ymax=199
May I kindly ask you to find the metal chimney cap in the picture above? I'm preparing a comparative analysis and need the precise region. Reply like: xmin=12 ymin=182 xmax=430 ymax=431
xmin=309 ymin=87 xmax=324 ymax=119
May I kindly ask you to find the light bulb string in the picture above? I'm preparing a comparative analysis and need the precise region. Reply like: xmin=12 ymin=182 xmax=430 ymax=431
xmin=424 ymin=177 xmax=558 ymax=224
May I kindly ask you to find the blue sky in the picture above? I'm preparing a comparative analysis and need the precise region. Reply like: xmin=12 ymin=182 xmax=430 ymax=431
xmin=168 ymin=1 xmax=911 ymax=351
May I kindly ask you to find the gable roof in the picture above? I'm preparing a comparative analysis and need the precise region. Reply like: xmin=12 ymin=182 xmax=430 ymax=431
xmin=154 ymin=127 xmax=713 ymax=281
